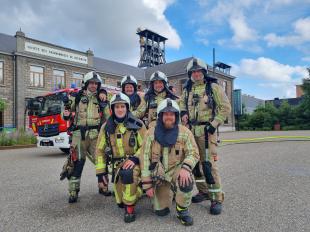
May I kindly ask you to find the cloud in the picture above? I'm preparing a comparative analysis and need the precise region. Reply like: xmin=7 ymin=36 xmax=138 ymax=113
xmin=231 ymin=57 xmax=308 ymax=98
xmin=194 ymin=0 xmax=261 ymax=51
xmin=231 ymin=57 xmax=307 ymax=82
xmin=0 ymin=0 xmax=181 ymax=66
xmin=229 ymin=13 xmax=258 ymax=43
xmin=264 ymin=17 xmax=310 ymax=47
xmin=258 ymin=82 xmax=297 ymax=98
xmin=194 ymin=0 xmax=310 ymax=53
xmin=302 ymin=56 xmax=310 ymax=62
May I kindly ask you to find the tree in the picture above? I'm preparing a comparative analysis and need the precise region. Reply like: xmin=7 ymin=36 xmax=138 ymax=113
xmin=296 ymin=69 xmax=310 ymax=129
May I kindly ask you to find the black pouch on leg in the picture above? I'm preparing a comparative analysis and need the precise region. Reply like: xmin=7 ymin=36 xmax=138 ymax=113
xmin=119 ymin=168 xmax=134 ymax=184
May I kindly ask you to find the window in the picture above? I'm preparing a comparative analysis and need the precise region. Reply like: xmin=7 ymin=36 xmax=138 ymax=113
xmin=117 ymin=81 xmax=121 ymax=88
xmin=53 ymin=69 xmax=65 ymax=89
xmin=0 ymin=61 xmax=3 ymax=84
xmin=30 ymin=66 xmax=44 ymax=87
xmin=222 ymin=80 xmax=228 ymax=94
xmin=71 ymin=72 xmax=84 ymax=88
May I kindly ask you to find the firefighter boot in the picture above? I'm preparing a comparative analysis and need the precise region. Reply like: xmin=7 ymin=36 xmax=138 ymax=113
xmin=98 ymin=188 xmax=112 ymax=196
xmin=124 ymin=205 xmax=136 ymax=223
xmin=192 ymin=191 xmax=210 ymax=203
xmin=210 ymin=201 xmax=222 ymax=215
xmin=68 ymin=191 xmax=78 ymax=203
xmin=68 ymin=177 xmax=80 ymax=203
xmin=155 ymin=207 xmax=170 ymax=216
xmin=98 ymin=177 xmax=112 ymax=196
xmin=176 ymin=205 xmax=193 ymax=226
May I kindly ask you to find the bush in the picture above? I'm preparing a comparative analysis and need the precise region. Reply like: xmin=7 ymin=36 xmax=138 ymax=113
xmin=281 ymin=125 xmax=301 ymax=130
xmin=0 ymin=129 xmax=36 ymax=146
xmin=0 ymin=98 xmax=7 ymax=111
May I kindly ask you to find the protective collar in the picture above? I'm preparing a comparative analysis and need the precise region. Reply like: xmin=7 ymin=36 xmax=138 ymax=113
xmin=154 ymin=116 xmax=179 ymax=147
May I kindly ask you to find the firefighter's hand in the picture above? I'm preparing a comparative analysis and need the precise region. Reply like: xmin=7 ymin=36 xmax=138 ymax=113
xmin=178 ymin=168 xmax=192 ymax=187
xmin=63 ymin=109 xmax=71 ymax=117
xmin=99 ymin=94 xmax=107 ymax=101
xmin=123 ymin=160 xmax=135 ymax=169
xmin=146 ymin=187 xmax=154 ymax=198
xmin=207 ymin=124 xmax=216 ymax=135
xmin=181 ymin=114 xmax=188 ymax=124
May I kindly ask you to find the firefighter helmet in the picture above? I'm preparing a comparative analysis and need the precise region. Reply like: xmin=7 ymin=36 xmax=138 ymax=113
xmin=150 ymin=71 xmax=168 ymax=84
xmin=157 ymin=98 xmax=180 ymax=115
xmin=186 ymin=58 xmax=208 ymax=78
xmin=121 ymin=75 xmax=138 ymax=91
xmin=83 ymin=71 xmax=102 ymax=90
xmin=110 ymin=92 xmax=131 ymax=109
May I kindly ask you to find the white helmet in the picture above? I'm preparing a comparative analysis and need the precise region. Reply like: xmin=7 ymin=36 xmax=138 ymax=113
xmin=110 ymin=92 xmax=131 ymax=109
xmin=83 ymin=71 xmax=102 ymax=90
xmin=186 ymin=58 xmax=208 ymax=77
xmin=150 ymin=71 xmax=168 ymax=84
xmin=157 ymin=98 xmax=180 ymax=116
xmin=121 ymin=75 xmax=138 ymax=91
xmin=84 ymin=71 xmax=102 ymax=84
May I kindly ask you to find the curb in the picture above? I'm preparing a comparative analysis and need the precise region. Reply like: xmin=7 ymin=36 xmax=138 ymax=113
xmin=0 ymin=144 xmax=36 ymax=150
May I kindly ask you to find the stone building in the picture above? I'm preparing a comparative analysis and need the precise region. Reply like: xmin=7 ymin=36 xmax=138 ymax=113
xmin=0 ymin=30 xmax=236 ymax=130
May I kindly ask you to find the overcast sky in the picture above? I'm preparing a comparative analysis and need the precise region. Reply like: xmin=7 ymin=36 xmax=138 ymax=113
xmin=0 ymin=0 xmax=309 ymax=99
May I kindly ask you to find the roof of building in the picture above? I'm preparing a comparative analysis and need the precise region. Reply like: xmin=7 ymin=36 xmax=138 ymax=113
xmin=215 ymin=62 xmax=231 ymax=69
xmin=266 ymin=97 xmax=304 ymax=107
xmin=145 ymin=57 xmax=193 ymax=80
xmin=93 ymin=57 xmax=145 ymax=80
xmin=136 ymin=28 xmax=167 ymax=41
xmin=0 ymin=33 xmax=16 ymax=53
xmin=0 ymin=31 xmax=235 ymax=81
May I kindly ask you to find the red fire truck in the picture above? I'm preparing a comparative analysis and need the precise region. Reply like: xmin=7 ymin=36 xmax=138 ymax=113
xmin=27 ymin=84 xmax=120 ymax=153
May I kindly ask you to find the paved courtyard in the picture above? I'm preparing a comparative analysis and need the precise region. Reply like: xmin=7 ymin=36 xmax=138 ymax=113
xmin=1 ymin=131 xmax=309 ymax=231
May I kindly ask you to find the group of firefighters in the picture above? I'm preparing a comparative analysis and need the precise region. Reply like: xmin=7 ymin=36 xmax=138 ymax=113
xmin=60 ymin=57 xmax=231 ymax=226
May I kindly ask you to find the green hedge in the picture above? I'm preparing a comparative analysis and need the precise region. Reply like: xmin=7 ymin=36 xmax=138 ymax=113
xmin=237 ymin=77 xmax=310 ymax=131
xmin=0 ymin=129 xmax=37 ymax=146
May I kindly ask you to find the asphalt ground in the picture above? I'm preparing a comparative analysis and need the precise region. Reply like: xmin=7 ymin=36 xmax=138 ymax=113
xmin=0 ymin=131 xmax=310 ymax=232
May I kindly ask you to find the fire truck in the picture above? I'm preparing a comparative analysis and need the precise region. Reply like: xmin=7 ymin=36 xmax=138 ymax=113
xmin=26 ymin=84 xmax=120 ymax=154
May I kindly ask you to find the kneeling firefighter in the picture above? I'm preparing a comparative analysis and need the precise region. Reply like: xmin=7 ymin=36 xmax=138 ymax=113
xmin=60 ymin=71 xmax=112 ymax=203
xmin=140 ymin=98 xmax=200 ymax=226
xmin=95 ymin=93 xmax=146 ymax=223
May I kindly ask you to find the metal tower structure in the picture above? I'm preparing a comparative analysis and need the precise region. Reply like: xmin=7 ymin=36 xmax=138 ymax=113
xmin=137 ymin=27 xmax=167 ymax=68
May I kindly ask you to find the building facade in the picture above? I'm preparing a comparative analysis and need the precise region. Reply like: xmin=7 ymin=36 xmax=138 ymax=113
xmin=241 ymin=94 xmax=265 ymax=114
xmin=0 ymin=30 xmax=235 ymax=130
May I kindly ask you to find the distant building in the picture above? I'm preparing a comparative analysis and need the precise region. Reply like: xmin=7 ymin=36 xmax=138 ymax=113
xmin=241 ymin=94 xmax=264 ymax=114
xmin=296 ymin=78 xmax=310 ymax=97
xmin=296 ymin=84 xmax=304 ymax=98
xmin=265 ymin=97 xmax=303 ymax=108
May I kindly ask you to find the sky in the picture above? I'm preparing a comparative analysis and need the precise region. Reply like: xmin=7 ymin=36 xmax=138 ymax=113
xmin=0 ymin=0 xmax=309 ymax=99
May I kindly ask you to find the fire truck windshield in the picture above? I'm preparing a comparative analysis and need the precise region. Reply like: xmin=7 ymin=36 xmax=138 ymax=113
xmin=39 ymin=92 xmax=66 ymax=116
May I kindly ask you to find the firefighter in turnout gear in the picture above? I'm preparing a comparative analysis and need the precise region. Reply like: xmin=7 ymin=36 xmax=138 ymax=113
xmin=62 ymin=71 xmax=111 ymax=203
xmin=121 ymin=75 xmax=146 ymax=119
xmin=95 ymin=93 xmax=146 ymax=223
xmin=179 ymin=58 xmax=231 ymax=215
xmin=140 ymin=98 xmax=199 ymax=226
xmin=144 ymin=71 xmax=178 ymax=128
